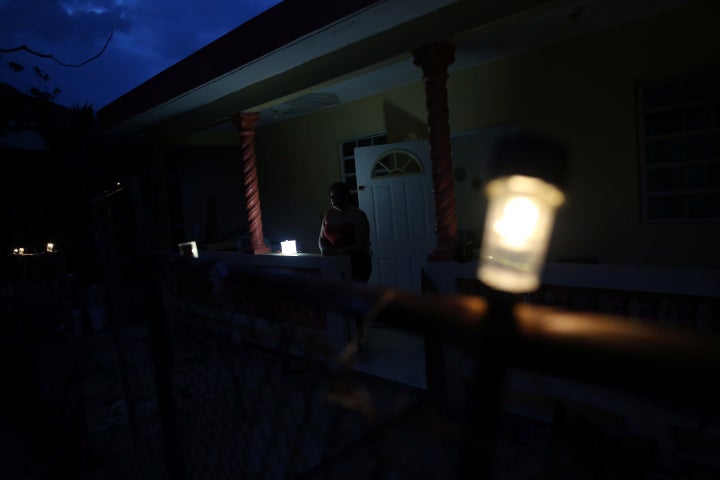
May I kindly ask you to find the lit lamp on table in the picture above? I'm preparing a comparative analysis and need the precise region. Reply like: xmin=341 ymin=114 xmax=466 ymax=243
xmin=477 ymin=134 xmax=568 ymax=294
xmin=280 ymin=240 xmax=297 ymax=256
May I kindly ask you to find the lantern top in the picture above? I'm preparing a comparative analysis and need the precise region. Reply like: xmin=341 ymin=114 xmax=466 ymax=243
xmin=489 ymin=133 xmax=569 ymax=190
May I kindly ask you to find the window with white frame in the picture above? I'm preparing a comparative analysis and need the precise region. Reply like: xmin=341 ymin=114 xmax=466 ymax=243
xmin=371 ymin=149 xmax=423 ymax=177
xmin=339 ymin=133 xmax=387 ymax=205
xmin=638 ymin=67 xmax=720 ymax=222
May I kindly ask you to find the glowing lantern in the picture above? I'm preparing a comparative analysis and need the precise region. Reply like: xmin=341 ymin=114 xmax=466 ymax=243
xmin=477 ymin=134 xmax=568 ymax=293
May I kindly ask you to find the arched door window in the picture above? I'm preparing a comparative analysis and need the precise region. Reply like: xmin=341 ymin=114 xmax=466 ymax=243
xmin=371 ymin=149 xmax=424 ymax=178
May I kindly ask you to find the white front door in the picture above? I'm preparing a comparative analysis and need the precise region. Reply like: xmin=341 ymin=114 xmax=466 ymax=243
xmin=355 ymin=141 xmax=436 ymax=291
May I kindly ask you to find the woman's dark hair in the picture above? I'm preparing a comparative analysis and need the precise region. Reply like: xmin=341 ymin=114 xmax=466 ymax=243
xmin=329 ymin=182 xmax=351 ymax=195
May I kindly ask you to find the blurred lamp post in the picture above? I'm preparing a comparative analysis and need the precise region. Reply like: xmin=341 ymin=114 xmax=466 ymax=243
xmin=463 ymin=134 xmax=569 ymax=478
xmin=477 ymin=134 xmax=568 ymax=293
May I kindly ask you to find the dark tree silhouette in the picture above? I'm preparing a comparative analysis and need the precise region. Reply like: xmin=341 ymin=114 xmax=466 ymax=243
xmin=1 ymin=31 xmax=113 ymax=102
xmin=0 ymin=31 xmax=113 ymax=67
xmin=1 ymin=34 xmax=115 ymax=281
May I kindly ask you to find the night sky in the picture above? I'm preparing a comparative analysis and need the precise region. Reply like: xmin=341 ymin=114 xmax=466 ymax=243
xmin=0 ymin=0 xmax=282 ymax=110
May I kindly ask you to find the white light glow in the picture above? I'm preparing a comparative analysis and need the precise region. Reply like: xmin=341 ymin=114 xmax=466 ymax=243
xmin=478 ymin=175 xmax=564 ymax=293
xmin=47 ymin=243 xmax=54 ymax=253
xmin=18 ymin=247 xmax=25 ymax=255
xmin=178 ymin=241 xmax=199 ymax=258
xmin=281 ymin=240 xmax=297 ymax=255
xmin=493 ymin=196 xmax=540 ymax=250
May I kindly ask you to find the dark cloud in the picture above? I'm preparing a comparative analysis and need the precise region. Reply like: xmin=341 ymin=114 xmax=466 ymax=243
xmin=0 ymin=0 xmax=282 ymax=109
xmin=0 ymin=0 xmax=130 ymax=51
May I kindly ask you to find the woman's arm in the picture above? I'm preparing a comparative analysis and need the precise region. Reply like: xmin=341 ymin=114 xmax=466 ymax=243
xmin=318 ymin=213 xmax=332 ymax=254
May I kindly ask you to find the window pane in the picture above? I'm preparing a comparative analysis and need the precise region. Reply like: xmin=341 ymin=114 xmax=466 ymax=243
xmin=645 ymin=110 xmax=682 ymax=136
xmin=711 ymin=164 xmax=720 ymax=188
xmin=405 ymin=160 xmax=422 ymax=173
xmin=686 ymin=165 xmax=711 ymax=189
xmin=685 ymin=105 xmax=713 ymax=132
xmin=357 ymin=138 xmax=371 ymax=148
xmin=342 ymin=142 xmax=355 ymax=157
xmin=346 ymin=175 xmax=357 ymax=190
xmin=687 ymin=194 xmax=720 ymax=219
xmin=373 ymin=134 xmax=388 ymax=145
xmin=685 ymin=70 xmax=720 ymax=102
xmin=647 ymin=196 xmax=684 ymax=219
xmin=687 ymin=135 xmax=708 ymax=161
xmin=647 ymin=167 xmax=684 ymax=192
xmin=643 ymin=80 xmax=682 ymax=108
xmin=344 ymin=158 xmax=356 ymax=174
xmin=373 ymin=162 xmax=388 ymax=177
xmin=645 ymin=139 xmax=683 ymax=164
xmin=710 ymin=132 xmax=720 ymax=159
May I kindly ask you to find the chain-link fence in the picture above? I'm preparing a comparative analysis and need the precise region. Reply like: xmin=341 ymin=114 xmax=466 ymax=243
xmin=99 ymin=251 xmax=720 ymax=480
xmin=107 ymin=255 xmax=458 ymax=480
xmin=150 ymin=254 xmax=462 ymax=479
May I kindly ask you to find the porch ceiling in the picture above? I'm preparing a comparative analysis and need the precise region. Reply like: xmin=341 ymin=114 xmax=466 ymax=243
xmin=97 ymin=0 xmax=699 ymax=141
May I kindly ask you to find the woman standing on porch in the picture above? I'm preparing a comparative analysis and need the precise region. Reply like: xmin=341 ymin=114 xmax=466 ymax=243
xmin=318 ymin=182 xmax=372 ymax=283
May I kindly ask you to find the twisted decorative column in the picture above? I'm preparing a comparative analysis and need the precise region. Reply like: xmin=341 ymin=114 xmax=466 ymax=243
xmin=232 ymin=112 xmax=271 ymax=254
xmin=413 ymin=42 xmax=458 ymax=261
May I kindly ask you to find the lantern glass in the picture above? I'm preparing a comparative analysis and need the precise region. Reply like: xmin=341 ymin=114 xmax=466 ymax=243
xmin=477 ymin=175 xmax=564 ymax=293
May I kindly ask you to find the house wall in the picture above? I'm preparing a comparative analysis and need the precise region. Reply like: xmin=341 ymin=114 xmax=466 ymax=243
xmin=443 ymin=0 xmax=720 ymax=268
xmin=175 ymin=146 xmax=249 ymax=243
xmin=180 ymin=1 xmax=720 ymax=267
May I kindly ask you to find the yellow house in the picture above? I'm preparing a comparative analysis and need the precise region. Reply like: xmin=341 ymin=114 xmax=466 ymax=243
xmin=98 ymin=0 xmax=720 ymax=283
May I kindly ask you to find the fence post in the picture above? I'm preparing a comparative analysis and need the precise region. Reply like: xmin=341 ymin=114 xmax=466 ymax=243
xmin=421 ymin=268 xmax=446 ymax=413
xmin=459 ymin=291 xmax=518 ymax=479
xmin=150 ymin=255 xmax=187 ymax=480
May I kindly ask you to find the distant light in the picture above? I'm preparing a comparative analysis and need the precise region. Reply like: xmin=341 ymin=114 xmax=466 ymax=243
xmin=281 ymin=240 xmax=297 ymax=255
xmin=13 ymin=248 xmax=18 ymax=255
xmin=18 ymin=247 xmax=25 ymax=255
xmin=178 ymin=241 xmax=199 ymax=258
xmin=47 ymin=243 xmax=54 ymax=253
